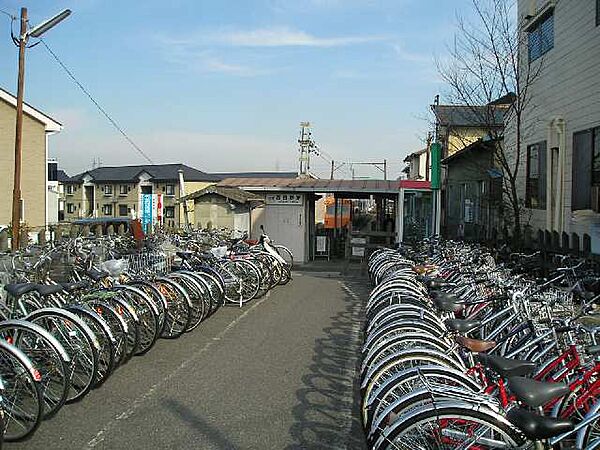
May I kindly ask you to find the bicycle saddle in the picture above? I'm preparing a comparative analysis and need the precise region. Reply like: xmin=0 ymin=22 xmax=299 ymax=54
xmin=477 ymin=354 xmax=536 ymax=378
xmin=176 ymin=251 xmax=193 ymax=260
xmin=3 ymin=282 xmax=37 ymax=298
xmin=432 ymin=293 xmax=462 ymax=313
xmin=507 ymin=407 xmax=573 ymax=440
xmin=34 ymin=284 xmax=65 ymax=297
xmin=508 ymin=377 xmax=570 ymax=408
xmin=444 ymin=318 xmax=481 ymax=333
xmin=455 ymin=335 xmax=496 ymax=352
xmin=60 ymin=280 xmax=89 ymax=292
xmin=87 ymin=267 xmax=109 ymax=281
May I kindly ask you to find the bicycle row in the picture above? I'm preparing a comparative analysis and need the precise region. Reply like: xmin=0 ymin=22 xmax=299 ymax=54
xmin=361 ymin=240 xmax=600 ymax=449
xmin=0 ymin=227 xmax=293 ymax=443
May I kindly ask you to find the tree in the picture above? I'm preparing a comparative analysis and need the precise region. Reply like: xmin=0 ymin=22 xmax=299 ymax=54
xmin=437 ymin=0 xmax=543 ymax=245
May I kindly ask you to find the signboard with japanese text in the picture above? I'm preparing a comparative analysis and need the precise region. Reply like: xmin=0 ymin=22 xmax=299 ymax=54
xmin=141 ymin=194 xmax=153 ymax=232
xmin=265 ymin=193 xmax=304 ymax=206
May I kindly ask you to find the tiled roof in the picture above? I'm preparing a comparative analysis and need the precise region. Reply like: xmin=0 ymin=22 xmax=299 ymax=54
xmin=71 ymin=163 xmax=220 ymax=183
xmin=180 ymin=185 xmax=264 ymax=204
xmin=432 ymin=105 xmax=505 ymax=127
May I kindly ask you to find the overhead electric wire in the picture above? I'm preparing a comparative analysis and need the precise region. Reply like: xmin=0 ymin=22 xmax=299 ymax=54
xmin=39 ymin=38 xmax=155 ymax=164
xmin=0 ymin=8 xmax=16 ymax=19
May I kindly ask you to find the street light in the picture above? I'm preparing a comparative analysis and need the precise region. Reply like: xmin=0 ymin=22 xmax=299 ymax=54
xmin=11 ymin=8 xmax=71 ymax=251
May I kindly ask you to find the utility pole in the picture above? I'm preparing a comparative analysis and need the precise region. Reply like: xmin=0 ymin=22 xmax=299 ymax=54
xmin=11 ymin=8 xmax=27 ymax=251
xmin=298 ymin=122 xmax=313 ymax=178
xmin=330 ymin=160 xmax=334 ymax=180
xmin=383 ymin=159 xmax=387 ymax=181
xmin=10 ymin=7 xmax=71 ymax=251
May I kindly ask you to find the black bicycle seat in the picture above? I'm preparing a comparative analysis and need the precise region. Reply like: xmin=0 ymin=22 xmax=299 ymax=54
xmin=87 ymin=268 xmax=109 ymax=281
xmin=508 ymin=377 xmax=570 ymax=408
xmin=507 ymin=407 xmax=573 ymax=440
xmin=60 ymin=280 xmax=89 ymax=292
xmin=444 ymin=319 xmax=481 ymax=333
xmin=4 ymin=283 xmax=37 ymax=298
xmin=477 ymin=354 xmax=536 ymax=378
xmin=34 ymin=284 xmax=65 ymax=297
xmin=176 ymin=251 xmax=193 ymax=260
xmin=432 ymin=292 xmax=462 ymax=313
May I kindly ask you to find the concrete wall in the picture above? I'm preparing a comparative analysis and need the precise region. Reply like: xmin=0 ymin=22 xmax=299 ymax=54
xmin=0 ymin=98 xmax=47 ymax=229
xmin=510 ymin=0 xmax=600 ymax=248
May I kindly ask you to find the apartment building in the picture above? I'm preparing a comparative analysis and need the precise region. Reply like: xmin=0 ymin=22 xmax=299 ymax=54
xmin=0 ymin=87 xmax=62 ymax=229
xmin=61 ymin=164 xmax=219 ymax=228
xmin=514 ymin=0 xmax=600 ymax=249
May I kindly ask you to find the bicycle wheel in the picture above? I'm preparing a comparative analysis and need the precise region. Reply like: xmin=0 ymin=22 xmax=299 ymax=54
xmin=0 ymin=320 xmax=70 ymax=419
xmin=373 ymin=401 xmax=525 ymax=449
xmin=25 ymin=308 xmax=99 ymax=403
xmin=66 ymin=305 xmax=116 ymax=386
xmin=0 ymin=340 xmax=43 ymax=441
xmin=103 ymin=295 xmax=140 ymax=359
xmin=167 ymin=273 xmax=206 ymax=331
xmin=365 ymin=365 xmax=482 ymax=434
xmin=111 ymin=286 xmax=160 ymax=355
xmin=86 ymin=300 xmax=129 ymax=367
xmin=154 ymin=278 xmax=191 ymax=338
xmin=225 ymin=260 xmax=261 ymax=304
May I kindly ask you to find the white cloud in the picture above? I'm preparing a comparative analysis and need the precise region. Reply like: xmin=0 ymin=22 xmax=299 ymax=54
xmin=161 ymin=26 xmax=385 ymax=49
xmin=214 ymin=27 xmax=385 ymax=47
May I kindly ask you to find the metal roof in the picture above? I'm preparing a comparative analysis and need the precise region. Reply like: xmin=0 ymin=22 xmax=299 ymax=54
xmin=180 ymin=185 xmax=264 ymax=204
xmin=217 ymin=177 xmax=430 ymax=194
xmin=213 ymin=171 xmax=298 ymax=179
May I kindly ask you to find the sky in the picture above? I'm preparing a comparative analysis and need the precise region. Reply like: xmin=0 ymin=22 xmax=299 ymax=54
xmin=0 ymin=0 xmax=474 ymax=179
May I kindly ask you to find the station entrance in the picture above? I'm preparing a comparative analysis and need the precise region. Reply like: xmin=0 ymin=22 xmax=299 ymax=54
xmin=217 ymin=177 xmax=433 ymax=264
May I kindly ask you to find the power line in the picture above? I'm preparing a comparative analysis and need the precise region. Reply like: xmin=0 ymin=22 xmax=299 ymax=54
xmin=0 ymin=8 xmax=16 ymax=19
xmin=39 ymin=38 xmax=155 ymax=164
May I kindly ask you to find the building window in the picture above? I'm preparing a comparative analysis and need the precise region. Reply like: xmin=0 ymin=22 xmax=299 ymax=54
xmin=119 ymin=184 xmax=128 ymax=195
xmin=102 ymin=204 xmax=113 ymax=216
xmin=165 ymin=206 xmax=175 ymax=218
xmin=165 ymin=184 xmax=175 ymax=196
xmin=48 ymin=162 xmax=58 ymax=182
xmin=119 ymin=204 xmax=128 ymax=217
xmin=528 ymin=12 xmax=554 ymax=62
xmin=66 ymin=184 xmax=74 ymax=195
xmin=104 ymin=185 xmax=113 ymax=195
xmin=66 ymin=203 xmax=75 ymax=214
xmin=572 ymin=126 xmax=600 ymax=210
xmin=525 ymin=141 xmax=547 ymax=209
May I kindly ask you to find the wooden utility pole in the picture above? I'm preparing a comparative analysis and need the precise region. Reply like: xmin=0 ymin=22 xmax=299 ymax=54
xmin=11 ymin=7 xmax=27 ymax=251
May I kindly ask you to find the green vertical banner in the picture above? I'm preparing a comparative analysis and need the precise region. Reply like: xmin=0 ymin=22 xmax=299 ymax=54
xmin=430 ymin=142 xmax=441 ymax=190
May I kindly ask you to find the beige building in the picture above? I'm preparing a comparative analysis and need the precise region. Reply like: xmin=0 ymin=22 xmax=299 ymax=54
xmin=0 ymin=88 xmax=62 ymax=230
xmin=510 ymin=0 xmax=600 ymax=250
xmin=60 ymin=164 xmax=219 ymax=228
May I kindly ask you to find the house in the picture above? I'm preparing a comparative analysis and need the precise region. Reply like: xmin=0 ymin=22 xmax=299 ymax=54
xmin=511 ymin=0 xmax=600 ymax=251
xmin=61 ymin=164 xmax=220 ymax=229
xmin=180 ymin=185 xmax=264 ymax=231
xmin=443 ymin=139 xmax=503 ymax=240
xmin=0 ymin=87 xmax=62 ymax=230
xmin=403 ymin=148 xmax=428 ymax=180
xmin=432 ymin=97 xmax=513 ymax=158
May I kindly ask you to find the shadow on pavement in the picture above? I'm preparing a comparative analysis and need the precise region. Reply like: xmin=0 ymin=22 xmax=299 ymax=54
xmin=286 ymin=279 xmax=368 ymax=450
xmin=163 ymin=398 xmax=235 ymax=449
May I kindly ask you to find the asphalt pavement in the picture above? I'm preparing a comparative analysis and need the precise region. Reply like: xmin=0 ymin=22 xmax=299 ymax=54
xmin=12 ymin=272 xmax=368 ymax=450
